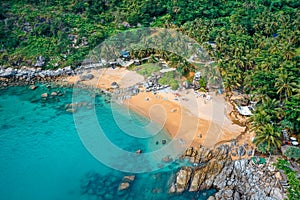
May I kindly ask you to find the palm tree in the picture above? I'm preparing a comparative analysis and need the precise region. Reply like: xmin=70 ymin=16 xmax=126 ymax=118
xmin=256 ymin=52 xmax=278 ymax=71
xmin=249 ymin=98 xmax=281 ymax=132
xmin=275 ymin=71 xmax=297 ymax=101
xmin=177 ymin=59 xmax=193 ymax=76
xmin=253 ymin=123 xmax=281 ymax=153
xmin=222 ymin=74 xmax=240 ymax=95
xmin=284 ymin=93 xmax=300 ymax=133
xmin=281 ymin=44 xmax=296 ymax=61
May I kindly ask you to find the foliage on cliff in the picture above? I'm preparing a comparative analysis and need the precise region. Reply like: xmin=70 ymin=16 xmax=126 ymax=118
xmin=274 ymin=159 xmax=300 ymax=200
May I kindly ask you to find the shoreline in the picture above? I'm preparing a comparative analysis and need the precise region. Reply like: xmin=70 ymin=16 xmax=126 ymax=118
xmin=0 ymin=66 xmax=286 ymax=199
xmin=65 ymin=67 xmax=253 ymax=153
xmin=0 ymin=66 xmax=252 ymax=152
xmin=123 ymin=90 xmax=254 ymax=153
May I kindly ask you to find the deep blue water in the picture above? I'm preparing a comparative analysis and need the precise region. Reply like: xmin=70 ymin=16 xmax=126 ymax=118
xmin=0 ymin=85 xmax=215 ymax=200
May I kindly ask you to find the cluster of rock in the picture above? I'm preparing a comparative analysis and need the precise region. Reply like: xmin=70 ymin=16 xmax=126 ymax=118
xmin=0 ymin=65 xmax=112 ymax=89
xmin=169 ymin=145 xmax=285 ymax=200
xmin=0 ymin=66 xmax=75 ymax=87
xmin=64 ymin=102 xmax=94 ymax=113
xmin=80 ymin=171 xmax=136 ymax=200
xmin=40 ymin=91 xmax=63 ymax=98
xmin=0 ymin=66 xmax=74 ymax=79
xmin=143 ymin=74 xmax=169 ymax=92
xmin=113 ymin=84 xmax=140 ymax=101
xmin=118 ymin=175 xmax=135 ymax=191
xmin=36 ymin=84 xmax=112 ymax=114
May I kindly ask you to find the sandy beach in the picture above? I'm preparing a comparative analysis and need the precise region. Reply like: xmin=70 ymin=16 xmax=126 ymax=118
xmin=125 ymin=91 xmax=246 ymax=149
xmin=67 ymin=67 xmax=144 ymax=89
xmin=66 ymin=67 xmax=250 ymax=149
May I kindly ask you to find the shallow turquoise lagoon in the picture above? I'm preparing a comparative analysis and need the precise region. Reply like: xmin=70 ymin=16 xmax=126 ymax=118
xmin=0 ymin=85 xmax=215 ymax=200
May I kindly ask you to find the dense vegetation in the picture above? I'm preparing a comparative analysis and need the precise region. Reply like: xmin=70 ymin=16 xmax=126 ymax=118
xmin=284 ymin=146 xmax=300 ymax=161
xmin=1 ymin=1 xmax=300 ymax=154
xmin=274 ymin=159 xmax=300 ymax=199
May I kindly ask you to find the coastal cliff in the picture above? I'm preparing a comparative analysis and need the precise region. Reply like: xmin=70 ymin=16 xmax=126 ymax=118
xmin=170 ymin=145 xmax=285 ymax=200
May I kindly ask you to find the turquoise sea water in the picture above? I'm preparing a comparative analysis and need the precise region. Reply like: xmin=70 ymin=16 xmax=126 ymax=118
xmin=0 ymin=85 xmax=215 ymax=200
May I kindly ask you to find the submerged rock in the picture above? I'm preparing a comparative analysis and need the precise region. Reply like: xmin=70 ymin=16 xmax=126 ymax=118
xmin=41 ymin=93 xmax=48 ymax=98
xmin=135 ymin=149 xmax=142 ymax=154
xmin=29 ymin=85 xmax=38 ymax=90
xmin=51 ymin=91 xmax=57 ymax=96
xmin=162 ymin=155 xmax=173 ymax=163
xmin=118 ymin=182 xmax=130 ymax=191
xmin=104 ymin=193 xmax=114 ymax=199
xmin=122 ymin=175 xmax=135 ymax=182
xmin=66 ymin=108 xmax=76 ymax=113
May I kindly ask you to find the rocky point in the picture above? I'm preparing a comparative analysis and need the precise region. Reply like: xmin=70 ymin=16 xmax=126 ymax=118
xmin=170 ymin=145 xmax=285 ymax=200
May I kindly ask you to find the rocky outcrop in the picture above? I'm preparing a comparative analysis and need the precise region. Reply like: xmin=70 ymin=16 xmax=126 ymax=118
xmin=0 ymin=66 xmax=74 ymax=79
xmin=0 ymin=65 xmax=113 ymax=88
xmin=170 ymin=145 xmax=285 ymax=200
xmin=0 ymin=66 xmax=75 ymax=88
xmin=118 ymin=175 xmax=135 ymax=191
xmin=212 ymin=158 xmax=283 ymax=200
xmin=112 ymin=85 xmax=140 ymax=101
xmin=79 ymin=73 xmax=94 ymax=81
xmin=173 ymin=167 xmax=193 ymax=193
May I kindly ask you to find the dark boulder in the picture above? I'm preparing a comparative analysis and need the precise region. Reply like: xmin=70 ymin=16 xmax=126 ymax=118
xmin=80 ymin=74 xmax=94 ymax=81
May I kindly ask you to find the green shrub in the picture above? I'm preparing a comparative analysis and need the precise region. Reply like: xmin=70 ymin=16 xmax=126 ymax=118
xmin=158 ymin=71 xmax=179 ymax=90
xmin=257 ymin=142 xmax=276 ymax=154
xmin=198 ymin=77 xmax=207 ymax=88
xmin=284 ymin=146 xmax=300 ymax=161
xmin=274 ymin=159 xmax=300 ymax=200
xmin=198 ymin=87 xmax=207 ymax=92
xmin=136 ymin=63 xmax=160 ymax=77
xmin=170 ymin=80 xmax=179 ymax=90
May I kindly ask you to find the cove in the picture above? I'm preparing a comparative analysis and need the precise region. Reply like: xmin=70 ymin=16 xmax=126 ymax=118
xmin=0 ymin=85 xmax=215 ymax=200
